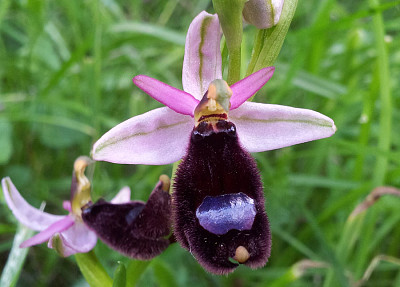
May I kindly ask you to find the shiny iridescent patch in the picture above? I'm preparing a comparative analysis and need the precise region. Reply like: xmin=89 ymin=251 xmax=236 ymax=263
xmin=196 ymin=193 xmax=256 ymax=235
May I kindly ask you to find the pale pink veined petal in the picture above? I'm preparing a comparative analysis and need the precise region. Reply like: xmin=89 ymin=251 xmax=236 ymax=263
xmin=20 ymin=216 xmax=74 ymax=248
xmin=182 ymin=11 xmax=222 ymax=99
xmin=230 ymin=102 xmax=336 ymax=152
xmin=48 ymin=220 xmax=97 ymax=257
xmin=92 ymin=107 xmax=193 ymax=165
xmin=1 ymin=177 xmax=66 ymax=231
xmin=111 ymin=186 xmax=131 ymax=204
xmin=230 ymin=67 xmax=275 ymax=110
xmin=133 ymin=75 xmax=198 ymax=117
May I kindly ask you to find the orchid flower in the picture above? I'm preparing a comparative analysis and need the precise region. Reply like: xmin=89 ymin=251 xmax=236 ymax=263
xmin=81 ymin=175 xmax=172 ymax=260
xmin=1 ymin=157 xmax=97 ymax=256
xmin=92 ymin=11 xmax=336 ymax=274
xmin=2 ymin=157 xmax=172 ymax=260
xmin=1 ymin=157 xmax=132 ymax=257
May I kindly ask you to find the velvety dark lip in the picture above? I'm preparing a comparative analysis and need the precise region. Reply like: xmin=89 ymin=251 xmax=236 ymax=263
xmin=198 ymin=113 xmax=228 ymax=122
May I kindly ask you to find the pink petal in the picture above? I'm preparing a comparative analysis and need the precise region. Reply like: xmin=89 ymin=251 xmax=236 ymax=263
xmin=182 ymin=11 xmax=222 ymax=99
xmin=92 ymin=107 xmax=193 ymax=165
xmin=63 ymin=201 xmax=72 ymax=212
xmin=48 ymin=220 xmax=97 ymax=257
xmin=230 ymin=102 xmax=336 ymax=152
xmin=1 ymin=177 xmax=66 ymax=231
xmin=230 ymin=67 xmax=275 ymax=110
xmin=133 ymin=75 xmax=198 ymax=116
xmin=20 ymin=216 xmax=74 ymax=248
xmin=111 ymin=186 xmax=131 ymax=204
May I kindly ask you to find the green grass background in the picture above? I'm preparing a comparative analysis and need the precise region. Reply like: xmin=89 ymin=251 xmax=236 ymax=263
xmin=0 ymin=0 xmax=399 ymax=286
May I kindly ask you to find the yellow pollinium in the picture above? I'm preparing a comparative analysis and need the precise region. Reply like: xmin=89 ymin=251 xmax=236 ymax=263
xmin=234 ymin=246 xmax=250 ymax=263
xmin=194 ymin=79 xmax=232 ymax=125
xmin=71 ymin=156 xmax=93 ymax=217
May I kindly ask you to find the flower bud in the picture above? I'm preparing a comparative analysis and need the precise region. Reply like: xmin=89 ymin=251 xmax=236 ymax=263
xmin=243 ymin=0 xmax=284 ymax=29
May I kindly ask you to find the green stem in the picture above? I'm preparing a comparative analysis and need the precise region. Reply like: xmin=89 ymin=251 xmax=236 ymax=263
xmin=0 ymin=224 xmax=34 ymax=287
xmin=75 ymin=251 xmax=113 ymax=287
xmin=212 ymin=0 xmax=245 ymax=83
xmin=227 ymin=46 xmax=241 ymax=85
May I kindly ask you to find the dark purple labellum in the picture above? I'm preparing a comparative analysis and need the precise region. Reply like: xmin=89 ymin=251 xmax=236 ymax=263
xmin=82 ymin=181 xmax=171 ymax=260
xmin=196 ymin=193 xmax=256 ymax=235
xmin=173 ymin=120 xmax=271 ymax=275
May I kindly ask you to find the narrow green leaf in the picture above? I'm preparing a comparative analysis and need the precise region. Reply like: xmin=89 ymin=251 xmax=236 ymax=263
xmin=0 ymin=0 xmax=10 ymax=27
xmin=5 ymin=113 xmax=96 ymax=136
xmin=0 ymin=224 xmax=34 ymax=287
xmin=288 ymin=174 xmax=360 ymax=189
xmin=110 ymin=23 xmax=185 ymax=45
xmin=126 ymin=260 xmax=151 ymax=287
xmin=112 ymin=262 xmax=126 ymax=287
xmin=266 ymin=270 xmax=297 ymax=287
xmin=75 ymin=251 xmax=113 ymax=287
xmin=152 ymin=259 xmax=178 ymax=287
xmin=0 ymin=119 xmax=13 ymax=164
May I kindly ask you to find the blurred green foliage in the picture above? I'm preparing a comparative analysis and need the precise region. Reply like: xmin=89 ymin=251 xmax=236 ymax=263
xmin=0 ymin=0 xmax=399 ymax=286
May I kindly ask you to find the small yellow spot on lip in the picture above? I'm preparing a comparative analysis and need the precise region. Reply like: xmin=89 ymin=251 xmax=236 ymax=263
xmin=234 ymin=246 xmax=250 ymax=263
xmin=159 ymin=174 xmax=170 ymax=192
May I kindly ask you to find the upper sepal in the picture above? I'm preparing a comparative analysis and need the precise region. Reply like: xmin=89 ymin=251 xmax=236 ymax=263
xmin=182 ymin=11 xmax=222 ymax=99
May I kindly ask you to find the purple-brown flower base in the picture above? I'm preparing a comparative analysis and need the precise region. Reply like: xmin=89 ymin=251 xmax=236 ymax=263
xmin=173 ymin=120 xmax=271 ymax=275
xmin=81 ymin=180 xmax=172 ymax=260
